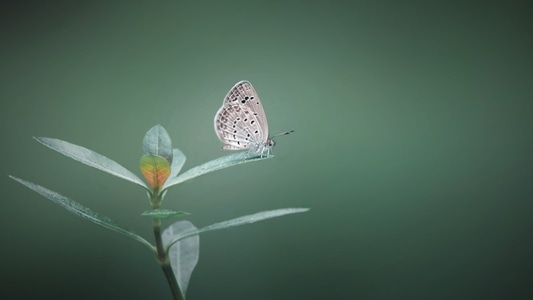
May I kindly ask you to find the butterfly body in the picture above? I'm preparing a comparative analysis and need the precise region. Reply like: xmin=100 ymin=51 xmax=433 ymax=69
xmin=214 ymin=80 xmax=276 ymax=156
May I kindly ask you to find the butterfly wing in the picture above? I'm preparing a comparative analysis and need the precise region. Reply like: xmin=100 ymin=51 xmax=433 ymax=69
xmin=223 ymin=81 xmax=269 ymax=140
xmin=214 ymin=81 xmax=270 ymax=150
xmin=214 ymin=105 xmax=255 ymax=150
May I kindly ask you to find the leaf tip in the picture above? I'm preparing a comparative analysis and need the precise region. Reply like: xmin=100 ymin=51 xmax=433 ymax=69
xmin=33 ymin=136 xmax=49 ymax=146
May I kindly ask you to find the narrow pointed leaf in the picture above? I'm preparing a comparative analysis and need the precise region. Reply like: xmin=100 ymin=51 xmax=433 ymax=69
xmin=162 ymin=220 xmax=199 ymax=299
xmin=139 ymin=155 xmax=171 ymax=190
xmin=169 ymin=151 xmax=272 ymax=188
xmin=141 ymin=209 xmax=190 ymax=219
xmin=34 ymin=137 xmax=148 ymax=190
xmin=142 ymin=125 xmax=173 ymax=163
xmin=9 ymin=175 xmax=155 ymax=253
xmin=167 ymin=208 xmax=309 ymax=249
xmin=161 ymin=149 xmax=187 ymax=191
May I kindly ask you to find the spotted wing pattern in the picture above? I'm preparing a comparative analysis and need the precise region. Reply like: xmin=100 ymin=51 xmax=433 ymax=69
xmin=214 ymin=81 xmax=271 ymax=152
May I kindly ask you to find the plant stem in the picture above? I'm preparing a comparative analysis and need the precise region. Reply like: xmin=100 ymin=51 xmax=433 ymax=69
xmin=153 ymin=217 xmax=184 ymax=300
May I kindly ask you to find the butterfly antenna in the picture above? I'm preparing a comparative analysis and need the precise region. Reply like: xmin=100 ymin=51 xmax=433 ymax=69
xmin=273 ymin=130 xmax=294 ymax=137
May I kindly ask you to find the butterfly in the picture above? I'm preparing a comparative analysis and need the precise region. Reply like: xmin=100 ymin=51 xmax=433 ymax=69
xmin=214 ymin=80 xmax=292 ymax=157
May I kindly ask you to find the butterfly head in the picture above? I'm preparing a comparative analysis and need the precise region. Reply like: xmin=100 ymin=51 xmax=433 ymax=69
xmin=267 ymin=138 xmax=276 ymax=148
xmin=251 ymin=138 xmax=275 ymax=158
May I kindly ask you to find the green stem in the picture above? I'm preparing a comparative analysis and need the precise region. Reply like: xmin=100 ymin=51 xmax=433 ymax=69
xmin=152 ymin=195 xmax=184 ymax=300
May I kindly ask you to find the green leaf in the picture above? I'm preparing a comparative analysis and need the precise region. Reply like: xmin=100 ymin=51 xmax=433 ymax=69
xmin=142 ymin=125 xmax=173 ymax=164
xmin=9 ymin=175 xmax=155 ymax=253
xmin=162 ymin=220 xmax=199 ymax=299
xmin=161 ymin=149 xmax=187 ymax=191
xmin=141 ymin=209 xmax=190 ymax=219
xmin=166 ymin=208 xmax=309 ymax=250
xmin=166 ymin=151 xmax=272 ymax=189
xmin=34 ymin=137 xmax=149 ymax=190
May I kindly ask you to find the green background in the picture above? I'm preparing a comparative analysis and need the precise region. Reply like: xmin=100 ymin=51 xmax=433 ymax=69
xmin=1 ymin=0 xmax=532 ymax=299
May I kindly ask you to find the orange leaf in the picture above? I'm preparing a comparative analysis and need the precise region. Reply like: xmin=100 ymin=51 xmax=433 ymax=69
xmin=139 ymin=155 xmax=171 ymax=190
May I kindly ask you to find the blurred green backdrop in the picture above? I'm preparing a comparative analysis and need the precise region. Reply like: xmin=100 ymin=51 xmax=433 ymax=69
xmin=1 ymin=0 xmax=532 ymax=299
